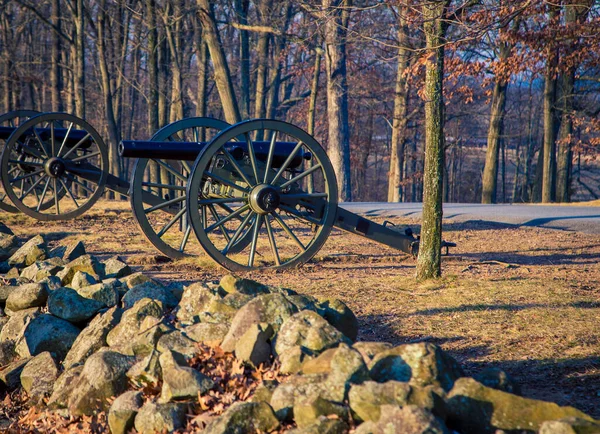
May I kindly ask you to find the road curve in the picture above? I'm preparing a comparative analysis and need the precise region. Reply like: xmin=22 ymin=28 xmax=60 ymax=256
xmin=340 ymin=202 xmax=600 ymax=234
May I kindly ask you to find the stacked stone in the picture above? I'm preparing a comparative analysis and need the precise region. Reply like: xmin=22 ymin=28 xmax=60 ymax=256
xmin=1 ymin=224 xmax=599 ymax=433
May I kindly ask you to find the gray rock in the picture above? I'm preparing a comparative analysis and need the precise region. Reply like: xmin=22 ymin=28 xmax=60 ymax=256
xmin=127 ymin=350 xmax=162 ymax=388
xmin=47 ymin=365 xmax=84 ymax=408
xmin=5 ymin=282 xmax=48 ymax=311
xmin=539 ymin=417 xmax=600 ymax=434
xmin=7 ymin=235 xmax=47 ymax=268
xmin=0 ymin=261 xmax=10 ymax=274
xmin=134 ymin=402 xmax=188 ymax=434
xmin=20 ymin=259 xmax=63 ymax=282
xmin=20 ymin=351 xmax=58 ymax=397
xmin=175 ymin=282 xmax=217 ymax=323
xmin=159 ymin=350 xmax=214 ymax=402
xmin=219 ymin=274 xmax=271 ymax=296
xmin=0 ymin=340 xmax=16 ymax=366
xmin=235 ymin=323 xmax=273 ymax=367
xmin=106 ymin=298 xmax=163 ymax=348
xmin=67 ymin=350 xmax=135 ymax=415
xmin=122 ymin=281 xmax=178 ymax=310
xmin=157 ymin=330 xmax=198 ymax=361
xmin=76 ymin=281 xmax=120 ymax=307
xmin=0 ymin=357 xmax=31 ymax=391
xmin=108 ymin=391 xmax=143 ymax=434
xmin=122 ymin=272 xmax=155 ymax=289
xmin=0 ymin=284 xmax=18 ymax=303
xmin=198 ymin=295 xmax=240 ymax=324
xmin=474 ymin=367 xmax=521 ymax=395
xmin=318 ymin=298 xmax=359 ymax=342
xmin=203 ymin=401 xmax=280 ymax=434
xmin=0 ymin=222 xmax=13 ymax=235
xmin=294 ymin=395 xmax=348 ymax=429
xmin=123 ymin=316 xmax=173 ymax=357
xmin=280 ymin=345 xmax=314 ymax=374
xmin=274 ymin=310 xmax=350 ymax=357
xmin=447 ymin=377 xmax=595 ymax=434
xmin=221 ymin=293 xmax=298 ymax=352
xmin=103 ymin=256 xmax=131 ymax=279
xmin=56 ymin=254 xmax=104 ymax=285
xmin=47 ymin=287 xmax=104 ymax=323
xmin=184 ymin=322 xmax=229 ymax=347
xmin=15 ymin=314 xmax=81 ymax=359
xmin=0 ymin=308 xmax=39 ymax=342
xmin=250 ymin=380 xmax=279 ymax=404
xmin=50 ymin=240 xmax=86 ymax=262
xmin=39 ymin=275 xmax=62 ymax=291
xmin=369 ymin=342 xmax=464 ymax=392
xmin=287 ymin=416 xmax=349 ymax=434
xmin=63 ymin=306 xmax=123 ymax=369
xmin=355 ymin=405 xmax=450 ymax=434
xmin=349 ymin=381 xmax=447 ymax=423
xmin=70 ymin=271 xmax=97 ymax=290
xmin=0 ymin=233 xmax=19 ymax=261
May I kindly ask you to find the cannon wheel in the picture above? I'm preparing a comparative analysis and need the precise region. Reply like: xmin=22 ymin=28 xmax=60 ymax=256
xmin=0 ymin=110 xmax=40 ymax=213
xmin=186 ymin=119 xmax=338 ymax=271
xmin=130 ymin=117 xmax=243 ymax=259
xmin=0 ymin=112 xmax=108 ymax=221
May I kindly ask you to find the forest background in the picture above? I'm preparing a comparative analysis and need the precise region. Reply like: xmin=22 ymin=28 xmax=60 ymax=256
xmin=0 ymin=0 xmax=599 ymax=206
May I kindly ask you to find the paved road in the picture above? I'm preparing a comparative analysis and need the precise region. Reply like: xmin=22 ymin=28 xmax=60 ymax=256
xmin=341 ymin=202 xmax=600 ymax=234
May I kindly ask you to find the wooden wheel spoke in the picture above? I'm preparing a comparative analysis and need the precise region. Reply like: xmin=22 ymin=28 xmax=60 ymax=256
xmin=155 ymin=159 xmax=186 ymax=183
xmin=271 ymin=141 xmax=303 ymax=185
xmin=8 ymin=159 xmax=43 ymax=167
xmin=61 ymin=132 xmax=91 ymax=159
xmin=10 ymin=169 xmax=44 ymax=184
xmin=222 ymin=211 xmax=254 ymax=255
xmin=204 ymin=170 xmax=249 ymax=194
xmin=18 ymin=173 xmax=46 ymax=200
xmin=272 ymin=210 xmax=306 ymax=251
xmin=56 ymin=122 xmax=74 ymax=157
xmin=36 ymin=178 xmax=51 ymax=212
xmin=280 ymin=164 xmax=322 ymax=189
xmin=208 ymin=204 xmax=231 ymax=242
xmin=279 ymin=204 xmax=322 ymax=226
xmin=264 ymin=131 xmax=277 ymax=184
xmin=264 ymin=216 xmax=281 ymax=266
xmin=33 ymin=128 xmax=50 ymax=158
xmin=222 ymin=148 xmax=253 ymax=186
xmin=248 ymin=214 xmax=262 ymax=267
xmin=142 ymin=182 xmax=186 ymax=191
xmin=69 ymin=151 xmax=101 ymax=163
xmin=197 ymin=197 xmax=245 ymax=205
xmin=144 ymin=195 xmax=185 ymax=214
xmin=244 ymin=133 xmax=260 ymax=184
xmin=205 ymin=204 xmax=250 ymax=233
xmin=179 ymin=225 xmax=192 ymax=252
xmin=157 ymin=207 xmax=186 ymax=238
xmin=64 ymin=174 xmax=96 ymax=194
xmin=59 ymin=177 xmax=79 ymax=208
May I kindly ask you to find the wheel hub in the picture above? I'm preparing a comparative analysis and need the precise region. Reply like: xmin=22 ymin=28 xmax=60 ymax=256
xmin=249 ymin=184 xmax=280 ymax=214
xmin=44 ymin=157 xmax=66 ymax=178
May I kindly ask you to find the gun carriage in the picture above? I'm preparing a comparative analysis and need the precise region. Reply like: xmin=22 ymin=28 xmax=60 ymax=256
xmin=0 ymin=111 xmax=453 ymax=272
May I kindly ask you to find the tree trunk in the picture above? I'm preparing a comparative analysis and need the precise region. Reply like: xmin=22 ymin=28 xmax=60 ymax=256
xmin=416 ymin=0 xmax=450 ymax=280
xmin=196 ymin=0 xmax=241 ymax=124
xmin=73 ymin=0 xmax=85 ymax=118
xmin=194 ymin=20 xmax=209 ymax=118
xmin=388 ymin=9 xmax=410 ymax=203
xmin=165 ymin=0 xmax=184 ymax=123
xmin=235 ymin=0 xmax=250 ymax=119
xmin=323 ymin=0 xmax=352 ymax=202
xmin=50 ymin=0 xmax=62 ymax=112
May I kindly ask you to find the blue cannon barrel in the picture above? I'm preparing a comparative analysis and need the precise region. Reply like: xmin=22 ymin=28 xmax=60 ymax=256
xmin=119 ymin=140 xmax=311 ymax=169
xmin=0 ymin=125 xmax=92 ymax=147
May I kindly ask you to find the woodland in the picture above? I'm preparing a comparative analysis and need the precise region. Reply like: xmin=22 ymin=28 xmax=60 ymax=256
xmin=0 ymin=0 xmax=599 ymax=207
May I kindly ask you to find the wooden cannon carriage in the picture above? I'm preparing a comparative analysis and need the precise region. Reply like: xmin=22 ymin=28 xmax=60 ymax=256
xmin=0 ymin=110 xmax=453 ymax=272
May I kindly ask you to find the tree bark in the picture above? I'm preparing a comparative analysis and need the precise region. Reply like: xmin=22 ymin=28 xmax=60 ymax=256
xmin=50 ymin=0 xmax=62 ymax=112
xmin=194 ymin=19 xmax=209 ymax=118
xmin=235 ymin=0 xmax=250 ymax=119
xmin=197 ymin=0 xmax=241 ymax=124
xmin=323 ymin=0 xmax=352 ymax=201
xmin=388 ymin=8 xmax=410 ymax=203
xmin=73 ymin=0 xmax=85 ymax=118
xmin=416 ymin=0 xmax=450 ymax=280
xmin=165 ymin=0 xmax=184 ymax=123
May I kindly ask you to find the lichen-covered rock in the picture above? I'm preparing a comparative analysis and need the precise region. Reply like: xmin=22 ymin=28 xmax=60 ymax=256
xmin=122 ymin=272 xmax=155 ymax=289
xmin=199 ymin=295 xmax=240 ymax=324
xmin=70 ymin=270 xmax=97 ymax=290
xmin=106 ymin=298 xmax=163 ymax=348
xmin=0 ymin=340 xmax=16 ymax=366
xmin=221 ymin=293 xmax=297 ymax=352
xmin=0 ymin=233 xmax=18 ymax=262
xmin=539 ymin=417 xmax=600 ymax=434
xmin=203 ymin=401 xmax=280 ymax=434
xmin=159 ymin=350 xmax=214 ymax=402
xmin=293 ymin=395 xmax=348 ymax=429
xmin=287 ymin=416 xmax=349 ymax=434
xmin=184 ymin=322 xmax=229 ymax=347
xmin=235 ymin=323 xmax=273 ymax=367
xmin=20 ymin=259 xmax=63 ymax=282
xmin=57 ymin=254 xmax=104 ymax=285
xmin=447 ymin=377 xmax=595 ymax=434
xmin=349 ymin=381 xmax=448 ymax=423
xmin=274 ymin=310 xmax=350 ymax=357
xmin=5 ymin=282 xmax=48 ymax=311
xmin=474 ymin=366 xmax=521 ymax=395
xmin=7 ymin=235 xmax=46 ymax=268
xmin=355 ymin=405 xmax=450 ymax=434
xmin=50 ymin=240 xmax=86 ymax=262
xmin=369 ymin=342 xmax=464 ymax=392
xmin=219 ymin=274 xmax=271 ymax=296
xmin=67 ymin=350 xmax=135 ymax=415
xmin=122 ymin=281 xmax=178 ymax=310
xmin=63 ymin=306 xmax=123 ymax=369
xmin=108 ymin=391 xmax=143 ymax=434
xmin=134 ymin=402 xmax=188 ymax=434
xmin=47 ymin=365 xmax=84 ymax=408
xmin=156 ymin=330 xmax=198 ymax=361
xmin=103 ymin=256 xmax=131 ymax=279
xmin=15 ymin=314 xmax=80 ymax=359
xmin=127 ymin=350 xmax=162 ymax=388
xmin=0 ymin=308 xmax=39 ymax=343
xmin=250 ymin=380 xmax=279 ymax=404
xmin=77 ymin=281 xmax=120 ymax=307
xmin=39 ymin=275 xmax=62 ymax=291
xmin=47 ymin=287 xmax=104 ymax=323
xmin=280 ymin=345 xmax=314 ymax=375
xmin=176 ymin=282 xmax=218 ymax=323
xmin=318 ymin=298 xmax=359 ymax=342
xmin=20 ymin=351 xmax=58 ymax=397
xmin=0 ymin=284 xmax=18 ymax=303
xmin=0 ymin=357 xmax=30 ymax=391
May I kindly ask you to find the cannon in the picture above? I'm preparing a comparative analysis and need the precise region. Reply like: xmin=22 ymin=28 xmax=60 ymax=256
xmin=120 ymin=119 xmax=453 ymax=272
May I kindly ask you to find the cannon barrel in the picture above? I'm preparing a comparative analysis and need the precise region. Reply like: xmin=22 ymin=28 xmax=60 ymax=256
xmin=119 ymin=139 xmax=311 ymax=169
xmin=0 ymin=125 xmax=92 ymax=147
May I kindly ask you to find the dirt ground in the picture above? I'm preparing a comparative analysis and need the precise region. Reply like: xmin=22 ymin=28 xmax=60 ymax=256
xmin=3 ymin=200 xmax=600 ymax=417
